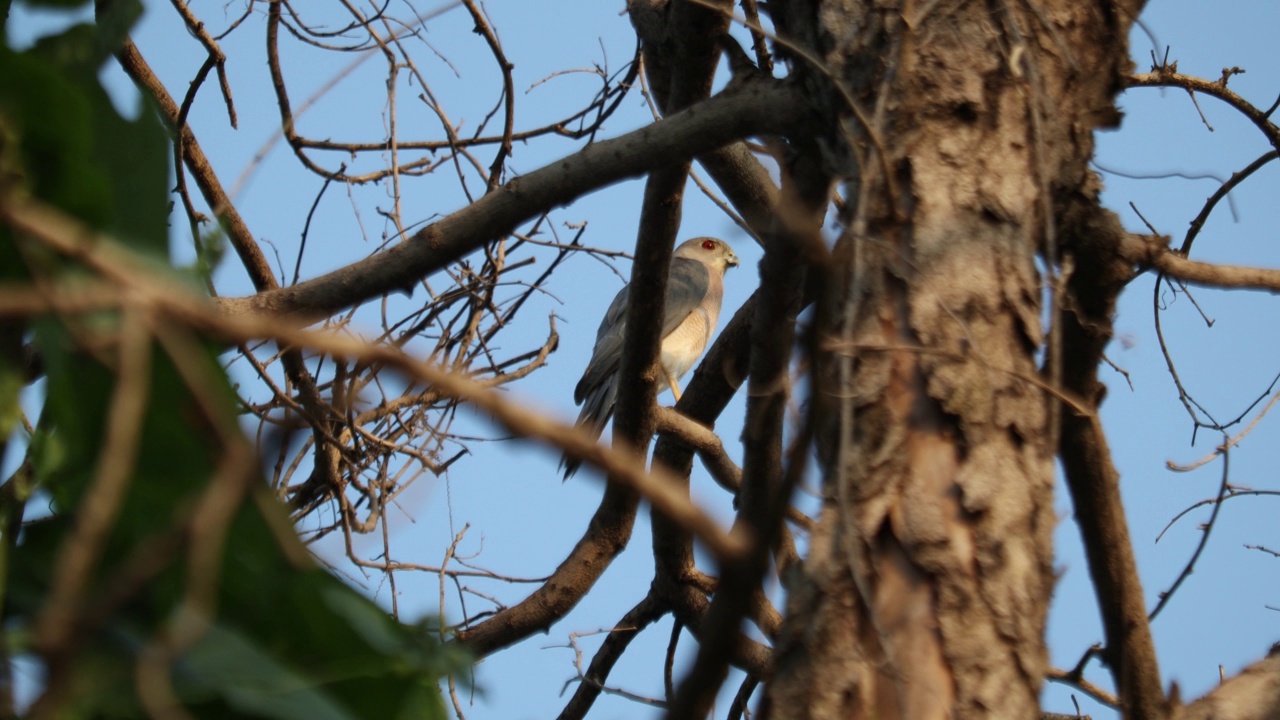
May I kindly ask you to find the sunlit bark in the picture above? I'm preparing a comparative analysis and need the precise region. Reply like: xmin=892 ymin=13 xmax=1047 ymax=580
xmin=765 ymin=2 xmax=1147 ymax=718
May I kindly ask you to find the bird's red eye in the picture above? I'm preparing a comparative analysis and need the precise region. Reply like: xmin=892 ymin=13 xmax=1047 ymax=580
xmin=701 ymin=239 xmax=717 ymax=251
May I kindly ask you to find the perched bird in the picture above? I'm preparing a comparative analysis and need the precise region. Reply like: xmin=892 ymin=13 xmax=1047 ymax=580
xmin=563 ymin=237 xmax=740 ymax=478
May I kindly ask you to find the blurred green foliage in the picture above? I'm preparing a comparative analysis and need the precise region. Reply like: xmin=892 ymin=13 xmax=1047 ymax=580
xmin=0 ymin=1 xmax=467 ymax=716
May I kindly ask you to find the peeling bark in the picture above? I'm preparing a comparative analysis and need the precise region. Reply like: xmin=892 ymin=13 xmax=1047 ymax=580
xmin=766 ymin=2 xmax=1142 ymax=718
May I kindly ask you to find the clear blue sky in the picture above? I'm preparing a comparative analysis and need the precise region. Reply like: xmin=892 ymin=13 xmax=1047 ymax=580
xmin=7 ymin=1 xmax=1280 ymax=718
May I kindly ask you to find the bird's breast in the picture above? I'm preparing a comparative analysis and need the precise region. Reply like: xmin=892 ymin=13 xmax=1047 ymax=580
xmin=660 ymin=308 xmax=714 ymax=383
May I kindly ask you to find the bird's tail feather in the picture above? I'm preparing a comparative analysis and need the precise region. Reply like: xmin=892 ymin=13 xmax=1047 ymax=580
xmin=559 ymin=378 xmax=616 ymax=480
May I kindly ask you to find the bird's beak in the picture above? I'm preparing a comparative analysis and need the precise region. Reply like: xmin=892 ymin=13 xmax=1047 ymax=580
xmin=727 ymin=252 xmax=740 ymax=268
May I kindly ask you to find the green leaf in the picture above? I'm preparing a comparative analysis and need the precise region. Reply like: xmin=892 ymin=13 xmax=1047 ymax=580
xmin=89 ymin=0 xmax=141 ymax=53
xmin=0 ymin=348 xmax=17 ymax=441
xmin=178 ymin=623 xmax=360 ymax=720
xmin=0 ymin=13 xmax=166 ymax=257
xmin=1 ymin=14 xmax=468 ymax=719
xmin=15 ymin=0 xmax=92 ymax=8
xmin=320 ymin=587 xmax=409 ymax=657
xmin=0 ymin=44 xmax=111 ymax=228
xmin=25 ymin=19 xmax=167 ymax=256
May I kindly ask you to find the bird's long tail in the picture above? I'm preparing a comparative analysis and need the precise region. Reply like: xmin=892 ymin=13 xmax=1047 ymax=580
xmin=560 ymin=377 xmax=616 ymax=480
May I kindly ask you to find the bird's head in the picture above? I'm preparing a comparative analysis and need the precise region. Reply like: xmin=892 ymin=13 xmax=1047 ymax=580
xmin=675 ymin=237 xmax=739 ymax=275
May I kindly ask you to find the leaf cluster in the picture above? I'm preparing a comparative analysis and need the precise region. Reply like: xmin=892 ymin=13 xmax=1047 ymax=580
xmin=0 ymin=2 xmax=468 ymax=717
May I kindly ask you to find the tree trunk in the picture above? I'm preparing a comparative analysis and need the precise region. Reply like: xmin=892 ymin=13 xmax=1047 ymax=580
xmin=765 ymin=2 xmax=1143 ymax=718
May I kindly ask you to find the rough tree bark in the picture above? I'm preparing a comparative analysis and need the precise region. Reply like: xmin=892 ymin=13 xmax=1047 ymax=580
xmin=764 ymin=2 xmax=1145 ymax=719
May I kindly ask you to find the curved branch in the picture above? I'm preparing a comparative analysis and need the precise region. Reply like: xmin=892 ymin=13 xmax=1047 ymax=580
xmin=214 ymin=81 xmax=805 ymax=322
xmin=1180 ymin=150 xmax=1278 ymax=255
xmin=1147 ymin=441 xmax=1231 ymax=624
xmin=113 ymin=39 xmax=275 ymax=292
xmin=697 ymin=142 xmax=781 ymax=245
xmin=555 ymin=593 xmax=669 ymax=720
xmin=1127 ymin=70 xmax=1280 ymax=150
xmin=634 ymin=0 xmax=784 ymax=606
xmin=460 ymin=0 xmax=516 ymax=191
xmin=1179 ymin=648 xmax=1280 ymax=720
xmin=654 ymin=407 xmax=742 ymax=494
xmin=667 ymin=585 xmax=774 ymax=680
xmin=0 ymin=194 xmax=754 ymax=660
xmin=609 ymin=0 xmax=725 ymax=582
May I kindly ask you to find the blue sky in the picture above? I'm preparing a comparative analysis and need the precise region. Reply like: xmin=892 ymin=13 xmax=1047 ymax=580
xmin=7 ymin=1 xmax=1280 ymax=718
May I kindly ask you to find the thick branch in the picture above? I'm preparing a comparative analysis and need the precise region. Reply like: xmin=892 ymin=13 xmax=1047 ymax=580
xmin=1178 ymin=647 xmax=1280 ymax=720
xmin=608 ymin=160 xmax=689 ymax=589
xmin=1057 ymin=205 xmax=1166 ymax=720
xmin=0 ymin=193 xmax=752 ymax=660
xmin=654 ymin=407 xmax=743 ymax=498
xmin=667 ymin=144 xmax=826 ymax=720
xmin=633 ymin=0 xmax=782 ymax=247
xmin=1152 ymin=251 xmax=1280 ymax=292
xmin=1119 ymin=233 xmax=1280 ymax=293
xmin=114 ymin=39 xmax=276 ymax=292
xmin=214 ymin=81 xmax=804 ymax=322
xmin=651 ymin=293 xmax=754 ymax=576
xmin=625 ymin=0 xmax=732 ymax=595
xmin=667 ymin=585 xmax=775 ymax=680
xmin=696 ymin=142 xmax=780 ymax=244
xmin=635 ymin=0 xmax=783 ymax=608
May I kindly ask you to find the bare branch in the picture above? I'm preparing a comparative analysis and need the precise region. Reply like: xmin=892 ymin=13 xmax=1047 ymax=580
xmin=113 ymin=39 xmax=276 ymax=292
xmin=1057 ymin=205 xmax=1167 ymax=719
xmin=1127 ymin=70 xmax=1280 ymax=149
xmin=555 ymin=593 xmax=668 ymax=720
xmin=214 ymin=81 xmax=805 ymax=322
xmin=0 ymin=193 xmax=749 ymax=564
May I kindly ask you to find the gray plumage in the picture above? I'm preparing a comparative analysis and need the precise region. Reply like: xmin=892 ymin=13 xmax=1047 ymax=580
xmin=563 ymin=237 xmax=740 ymax=478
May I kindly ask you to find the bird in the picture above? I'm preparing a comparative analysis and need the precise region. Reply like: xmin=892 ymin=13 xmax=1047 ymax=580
xmin=562 ymin=237 xmax=740 ymax=478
